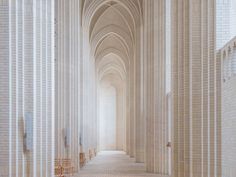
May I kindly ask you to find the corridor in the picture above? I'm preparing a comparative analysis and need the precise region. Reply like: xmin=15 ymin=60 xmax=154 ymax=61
xmin=78 ymin=151 xmax=163 ymax=177
xmin=1 ymin=0 xmax=236 ymax=177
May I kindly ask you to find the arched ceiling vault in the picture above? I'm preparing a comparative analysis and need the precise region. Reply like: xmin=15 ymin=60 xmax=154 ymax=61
xmin=100 ymin=74 xmax=125 ymax=91
xmin=95 ymin=48 xmax=129 ymax=72
xmin=90 ymin=26 xmax=133 ymax=57
xmin=89 ymin=3 xmax=135 ymax=41
xmin=83 ymin=0 xmax=142 ymax=88
xmin=99 ymin=65 xmax=126 ymax=82
xmin=82 ymin=0 xmax=142 ymax=30
xmin=97 ymin=54 xmax=127 ymax=82
xmin=97 ymin=53 xmax=126 ymax=70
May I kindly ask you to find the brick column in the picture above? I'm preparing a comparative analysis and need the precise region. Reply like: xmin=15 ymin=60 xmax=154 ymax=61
xmin=55 ymin=0 xmax=81 ymax=171
xmin=172 ymin=0 xmax=221 ymax=176
xmin=0 ymin=1 xmax=10 ymax=176
xmin=144 ymin=0 xmax=168 ymax=174
xmin=0 ymin=0 xmax=55 ymax=176
xmin=135 ymin=20 xmax=145 ymax=163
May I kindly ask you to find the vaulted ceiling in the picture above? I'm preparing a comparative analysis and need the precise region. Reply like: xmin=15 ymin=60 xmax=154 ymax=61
xmin=82 ymin=0 xmax=142 ymax=87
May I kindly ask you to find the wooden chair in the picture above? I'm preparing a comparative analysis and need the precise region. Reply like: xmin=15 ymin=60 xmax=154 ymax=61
xmin=55 ymin=159 xmax=64 ymax=177
xmin=62 ymin=158 xmax=74 ymax=176
xmin=55 ymin=166 xmax=64 ymax=177
xmin=80 ymin=152 xmax=86 ymax=167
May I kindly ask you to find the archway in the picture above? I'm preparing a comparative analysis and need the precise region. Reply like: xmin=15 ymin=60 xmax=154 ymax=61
xmin=81 ymin=0 xmax=143 ymax=160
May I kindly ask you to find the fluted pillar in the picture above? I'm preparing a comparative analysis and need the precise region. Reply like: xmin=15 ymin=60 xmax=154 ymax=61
xmin=135 ymin=24 xmax=145 ymax=163
xmin=144 ymin=0 xmax=168 ymax=174
xmin=80 ymin=18 xmax=98 ymax=160
xmin=0 ymin=0 xmax=55 ymax=176
xmin=172 ymin=0 xmax=221 ymax=177
xmin=55 ymin=0 xmax=81 ymax=171
xmin=129 ymin=55 xmax=135 ymax=158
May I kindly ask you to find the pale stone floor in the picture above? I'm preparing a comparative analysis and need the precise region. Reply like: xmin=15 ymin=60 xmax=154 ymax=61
xmin=77 ymin=151 xmax=164 ymax=177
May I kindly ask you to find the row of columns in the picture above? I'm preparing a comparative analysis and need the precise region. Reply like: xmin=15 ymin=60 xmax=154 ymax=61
xmin=55 ymin=1 xmax=222 ymax=176
xmin=0 ymin=0 xmax=223 ymax=176
xmin=142 ymin=0 xmax=222 ymax=177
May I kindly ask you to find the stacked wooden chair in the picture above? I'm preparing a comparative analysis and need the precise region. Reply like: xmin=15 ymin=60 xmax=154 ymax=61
xmin=79 ymin=152 xmax=86 ymax=168
xmin=79 ymin=149 xmax=97 ymax=169
xmin=89 ymin=149 xmax=93 ymax=160
xmin=62 ymin=159 xmax=74 ymax=176
xmin=55 ymin=158 xmax=74 ymax=177
xmin=55 ymin=159 xmax=64 ymax=177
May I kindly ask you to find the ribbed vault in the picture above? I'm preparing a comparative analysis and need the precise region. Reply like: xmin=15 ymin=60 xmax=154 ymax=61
xmin=82 ymin=0 xmax=142 ymax=153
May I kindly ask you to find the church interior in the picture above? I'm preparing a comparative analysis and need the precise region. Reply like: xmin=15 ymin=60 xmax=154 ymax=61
xmin=0 ymin=0 xmax=236 ymax=177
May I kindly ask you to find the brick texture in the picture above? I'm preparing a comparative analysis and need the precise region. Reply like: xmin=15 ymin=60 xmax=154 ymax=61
xmin=55 ymin=0 xmax=81 ymax=172
xmin=0 ymin=0 xmax=55 ymax=176
xmin=0 ymin=1 xmax=10 ymax=176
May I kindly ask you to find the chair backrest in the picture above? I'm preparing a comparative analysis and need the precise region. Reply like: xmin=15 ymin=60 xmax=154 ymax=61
xmin=80 ymin=153 xmax=86 ymax=161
